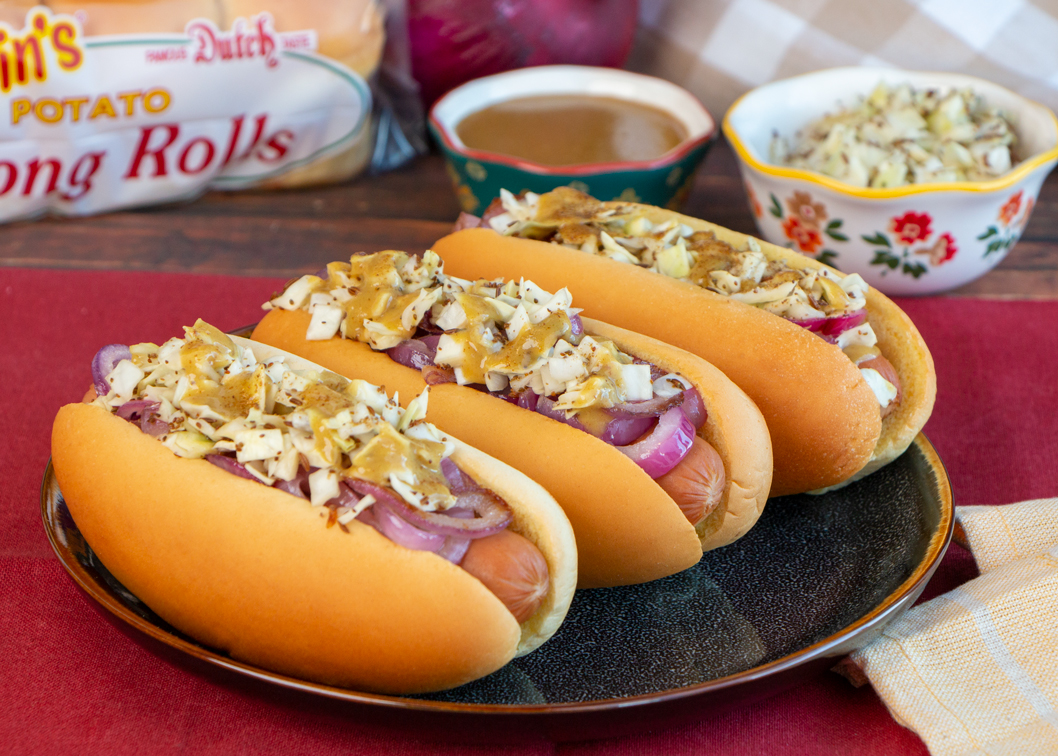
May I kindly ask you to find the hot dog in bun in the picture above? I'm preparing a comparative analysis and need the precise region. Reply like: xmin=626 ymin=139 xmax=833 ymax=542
xmin=437 ymin=187 xmax=936 ymax=496
xmin=251 ymin=250 xmax=773 ymax=588
xmin=51 ymin=321 xmax=576 ymax=694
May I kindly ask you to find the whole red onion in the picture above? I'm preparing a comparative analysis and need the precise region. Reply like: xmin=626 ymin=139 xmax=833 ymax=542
xmin=409 ymin=0 xmax=639 ymax=107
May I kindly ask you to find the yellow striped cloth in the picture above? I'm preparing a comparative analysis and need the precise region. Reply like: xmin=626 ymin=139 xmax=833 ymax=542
xmin=850 ymin=498 xmax=1058 ymax=756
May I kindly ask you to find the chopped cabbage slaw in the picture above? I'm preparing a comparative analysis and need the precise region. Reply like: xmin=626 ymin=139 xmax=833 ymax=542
xmin=769 ymin=82 xmax=1018 ymax=188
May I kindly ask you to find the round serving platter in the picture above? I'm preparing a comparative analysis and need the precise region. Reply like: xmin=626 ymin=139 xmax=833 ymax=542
xmin=42 ymin=434 xmax=952 ymax=742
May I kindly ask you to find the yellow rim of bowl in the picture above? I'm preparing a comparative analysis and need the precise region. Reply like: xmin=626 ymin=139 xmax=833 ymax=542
xmin=722 ymin=83 xmax=1058 ymax=199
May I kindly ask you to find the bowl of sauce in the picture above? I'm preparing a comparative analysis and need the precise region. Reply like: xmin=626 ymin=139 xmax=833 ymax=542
xmin=429 ymin=66 xmax=716 ymax=213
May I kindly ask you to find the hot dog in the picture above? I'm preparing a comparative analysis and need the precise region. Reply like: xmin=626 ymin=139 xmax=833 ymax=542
xmin=251 ymin=250 xmax=773 ymax=588
xmin=51 ymin=321 xmax=577 ymax=694
xmin=434 ymin=187 xmax=936 ymax=496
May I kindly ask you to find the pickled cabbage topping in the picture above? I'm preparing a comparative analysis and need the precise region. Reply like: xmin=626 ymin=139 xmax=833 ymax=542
xmin=491 ymin=188 xmax=870 ymax=324
xmin=486 ymin=187 xmax=897 ymax=412
xmin=94 ymin=320 xmax=459 ymax=515
xmin=266 ymin=250 xmax=682 ymax=417
xmin=770 ymin=82 xmax=1018 ymax=187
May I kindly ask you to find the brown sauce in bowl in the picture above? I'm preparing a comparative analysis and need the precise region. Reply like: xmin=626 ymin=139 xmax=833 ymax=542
xmin=455 ymin=95 xmax=688 ymax=167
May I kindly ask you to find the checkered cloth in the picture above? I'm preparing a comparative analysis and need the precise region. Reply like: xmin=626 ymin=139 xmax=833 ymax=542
xmin=846 ymin=498 xmax=1058 ymax=756
xmin=631 ymin=0 xmax=1058 ymax=121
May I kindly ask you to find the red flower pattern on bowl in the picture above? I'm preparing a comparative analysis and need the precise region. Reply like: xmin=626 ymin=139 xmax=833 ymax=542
xmin=916 ymin=232 xmax=958 ymax=266
xmin=999 ymin=191 xmax=1023 ymax=226
xmin=782 ymin=216 xmax=824 ymax=254
xmin=890 ymin=212 xmax=933 ymax=245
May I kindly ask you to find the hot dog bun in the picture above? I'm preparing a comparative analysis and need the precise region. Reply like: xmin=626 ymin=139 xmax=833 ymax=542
xmin=51 ymin=338 xmax=576 ymax=694
xmin=252 ymin=309 xmax=773 ymax=588
xmin=432 ymin=220 xmax=935 ymax=496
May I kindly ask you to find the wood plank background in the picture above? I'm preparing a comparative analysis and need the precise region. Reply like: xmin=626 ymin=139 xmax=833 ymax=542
xmin=2 ymin=140 xmax=1055 ymax=298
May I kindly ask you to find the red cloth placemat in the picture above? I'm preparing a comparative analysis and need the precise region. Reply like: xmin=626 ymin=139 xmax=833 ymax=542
xmin=2 ymin=267 xmax=1055 ymax=755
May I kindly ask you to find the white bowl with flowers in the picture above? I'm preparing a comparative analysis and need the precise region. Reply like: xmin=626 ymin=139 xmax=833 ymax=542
xmin=723 ymin=67 xmax=1058 ymax=295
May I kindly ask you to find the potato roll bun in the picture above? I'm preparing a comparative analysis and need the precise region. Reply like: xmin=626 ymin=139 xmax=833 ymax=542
xmin=51 ymin=331 xmax=576 ymax=694
xmin=252 ymin=257 xmax=772 ymax=588
xmin=434 ymin=189 xmax=936 ymax=496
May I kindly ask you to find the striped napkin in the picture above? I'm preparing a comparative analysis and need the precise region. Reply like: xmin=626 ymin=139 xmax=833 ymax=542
xmin=847 ymin=498 xmax=1058 ymax=756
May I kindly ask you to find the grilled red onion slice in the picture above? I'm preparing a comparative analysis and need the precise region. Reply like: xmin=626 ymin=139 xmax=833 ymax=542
xmin=440 ymin=457 xmax=477 ymax=494
xmin=206 ymin=454 xmax=261 ymax=482
xmin=790 ymin=310 xmax=867 ymax=342
xmin=91 ymin=344 xmax=131 ymax=396
xmin=274 ymin=469 xmax=309 ymax=499
xmin=386 ymin=339 xmax=435 ymax=370
xmin=679 ymin=388 xmax=707 ymax=430
xmin=789 ymin=316 xmax=827 ymax=333
xmin=351 ymin=480 xmax=512 ymax=537
xmin=569 ymin=313 xmax=584 ymax=340
xmin=599 ymin=415 xmax=654 ymax=446
xmin=618 ymin=407 xmax=695 ymax=478
xmin=115 ymin=400 xmax=169 ymax=437
xmin=608 ymin=391 xmax=684 ymax=418
xmin=535 ymin=396 xmax=587 ymax=432
xmin=821 ymin=310 xmax=868 ymax=337
xmin=437 ymin=536 xmax=472 ymax=563
xmin=372 ymin=500 xmax=447 ymax=552
xmin=453 ymin=212 xmax=485 ymax=232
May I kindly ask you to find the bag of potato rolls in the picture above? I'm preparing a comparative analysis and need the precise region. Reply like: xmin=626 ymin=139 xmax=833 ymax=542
xmin=0 ymin=0 xmax=417 ymax=222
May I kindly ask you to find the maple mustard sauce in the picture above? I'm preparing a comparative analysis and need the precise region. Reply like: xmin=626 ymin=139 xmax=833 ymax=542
xmin=455 ymin=95 xmax=688 ymax=166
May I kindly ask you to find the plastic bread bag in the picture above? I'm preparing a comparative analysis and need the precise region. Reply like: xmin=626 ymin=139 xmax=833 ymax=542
xmin=0 ymin=0 xmax=425 ymax=223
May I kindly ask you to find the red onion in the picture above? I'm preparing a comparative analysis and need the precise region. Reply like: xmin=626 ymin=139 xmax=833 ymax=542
xmin=409 ymin=0 xmax=638 ymax=107
xmin=419 ymin=334 xmax=442 ymax=351
xmin=608 ymin=392 xmax=684 ymax=418
xmin=206 ymin=454 xmax=261 ymax=483
xmin=789 ymin=310 xmax=868 ymax=341
xmin=789 ymin=316 xmax=827 ymax=333
xmin=679 ymin=388 xmax=707 ymax=430
xmin=599 ymin=415 xmax=654 ymax=446
xmin=91 ymin=344 xmax=131 ymax=396
xmin=437 ymin=536 xmax=472 ymax=564
xmin=372 ymin=500 xmax=448 ymax=552
xmin=480 ymin=199 xmax=505 ymax=225
xmin=274 ymin=470 xmax=309 ymax=499
xmin=116 ymin=399 xmax=168 ymax=437
xmin=569 ymin=314 xmax=584 ymax=340
xmin=821 ymin=310 xmax=868 ymax=337
xmin=535 ymin=396 xmax=586 ymax=432
xmin=386 ymin=339 xmax=435 ymax=370
xmin=453 ymin=212 xmax=485 ymax=232
xmin=516 ymin=390 xmax=540 ymax=412
xmin=351 ymin=480 xmax=512 ymax=537
xmin=441 ymin=457 xmax=477 ymax=494
xmin=618 ymin=408 xmax=695 ymax=479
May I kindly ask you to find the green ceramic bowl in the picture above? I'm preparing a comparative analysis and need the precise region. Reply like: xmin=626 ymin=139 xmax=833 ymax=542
xmin=428 ymin=66 xmax=716 ymax=214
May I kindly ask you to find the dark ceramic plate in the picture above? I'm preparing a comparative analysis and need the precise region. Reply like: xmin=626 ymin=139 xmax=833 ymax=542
xmin=42 ymin=435 xmax=952 ymax=742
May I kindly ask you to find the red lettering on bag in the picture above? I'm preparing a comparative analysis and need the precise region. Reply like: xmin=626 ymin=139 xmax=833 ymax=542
xmin=125 ymin=124 xmax=180 ymax=178
xmin=179 ymin=137 xmax=216 ymax=175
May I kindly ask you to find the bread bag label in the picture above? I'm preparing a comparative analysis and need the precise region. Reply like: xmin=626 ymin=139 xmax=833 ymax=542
xmin=0 ymin=6 xmax=370 ymax=222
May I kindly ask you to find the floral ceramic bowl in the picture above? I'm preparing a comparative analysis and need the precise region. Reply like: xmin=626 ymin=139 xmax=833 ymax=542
xmin=723 ymin=67 xmax=1058 ymax=295
xmin=429 ymin=66 xmax=716 ymax=214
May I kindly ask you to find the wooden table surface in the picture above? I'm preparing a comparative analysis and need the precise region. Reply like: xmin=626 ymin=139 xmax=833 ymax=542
xmin=2 ymin=139 xmax=1057 ymax=298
